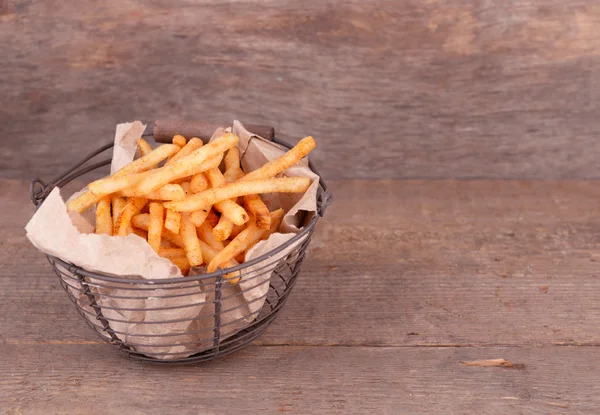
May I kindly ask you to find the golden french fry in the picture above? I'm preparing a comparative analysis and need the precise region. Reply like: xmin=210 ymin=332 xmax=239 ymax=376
xmin=67 ymin=191 xmax=103 ymax=215
xmin=242 ymin=136 xmax=315 ymax=181
xmin=206 ymin=217 xmax=262 ymax=273
xmin=197 ymin=240 xmax=240 ymax=282
xmin=164 ymin=177 xmax=311 ymax=212
xmin=180 ymin=181 xmax=191 ymax=195
xmin=180 ymin=212 xmax=203 ymax=266
xmin=205 ymin=167 xmax=248 ymax=226
xmin=213 ymin=200 xmax=248 ymax=226
xmin=207 ymin=209 xmax=284 ymax=273
xmin=164 ymin=209 xmax=181 ymax=234
xmin=190 ymin=207 xmax=211 ymax=227
xmin=205 ymin=167 xmax=240 ymax=232
xmin=197 ymin=221 xmax=225 ymax=252
xmin=243 ymin=194 xmax=271 ymax=230
xmin=190 ymin=172 xmax=209 ymax=193
xmin=95 ymin=197 xmax=112 ymax=235
xmin=131 ymin=227 xmax=148 ymax=240
xmin=265 ymin=208 xmax=285 ymax=237
xmin=132 ymin=134 xmax=237 ymax=196
xmin=172 ymin=135 xmax=187 ymax=148
xmin=213 ymin=214 xmax=233 ymax=241
xmin=223 ymin=147 xmax=245 ymax=183
xmin=137 ymin=138 xmax=152 ymax=157
xmin=88 ymin=170 xmax=153 ymax=197
xmin=111 ymin=195 xmax=127 ymax=228
xmin=116 ymin=198 xmax=147 ymax=236
xmin=131 ymin=213 xmax=150 ymax=228
xmin=158 ymin=247 xmax=186 ymax=259
xmin=170 ymin=256 xmax=191 ymax=275
xmin=133 ymin=214 xmax=185 ymax=248
xmin=120 ymin=183 xmax=185 ymax=200
xmin=147 ymin=202 xmax=164 ymax=253
xmin=67 ymin=143 xmax=180 ymax=213
xmin=117 ymin=144 xmax=180 ymax=177
xmin=229 ymin=222 xmax=246 ymax=239
xmin=206 ymin=209 xmax=220 ymax=228
xmin=165 ymin=137 xmax=203 ymax=166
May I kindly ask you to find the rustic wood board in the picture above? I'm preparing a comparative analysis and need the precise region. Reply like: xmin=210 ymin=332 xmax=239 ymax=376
xmin=2 ymin=345 xmax=596 ymax=414
xmin=2 ymin=0 xmax=600 ymax=179
xmin=4 ymin=179 xmax=600 ymax=350
xmin=5 ymin=174 xmax=600 ymax=413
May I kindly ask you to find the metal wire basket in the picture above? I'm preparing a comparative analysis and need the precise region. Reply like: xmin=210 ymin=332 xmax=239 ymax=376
xmin=29 ymin=128 xmax=331 ymax=364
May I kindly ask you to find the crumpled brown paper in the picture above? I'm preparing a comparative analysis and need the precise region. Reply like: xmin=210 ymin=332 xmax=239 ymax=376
xmin=25 ymin=120 xmax=318 ymax=359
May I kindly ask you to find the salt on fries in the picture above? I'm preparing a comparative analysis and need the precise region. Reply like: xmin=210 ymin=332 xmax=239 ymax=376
xmin=69 ymin=132 xmax=316 ymax=279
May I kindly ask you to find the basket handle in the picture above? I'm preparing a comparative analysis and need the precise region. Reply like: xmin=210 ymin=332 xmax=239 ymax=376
xmin=152 ymin=120 xmax=275 ymax=143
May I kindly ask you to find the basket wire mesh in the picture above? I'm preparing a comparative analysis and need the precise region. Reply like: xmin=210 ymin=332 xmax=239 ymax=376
xmin=29 ymin=133 xmax=331 ymax=364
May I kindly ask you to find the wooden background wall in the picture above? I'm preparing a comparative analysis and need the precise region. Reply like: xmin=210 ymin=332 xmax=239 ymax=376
xmin=2 ymin=0 xmax=600 ymax=180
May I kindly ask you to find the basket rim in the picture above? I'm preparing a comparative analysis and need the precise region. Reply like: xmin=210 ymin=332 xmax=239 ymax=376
xmin=36 ymin=133 xmax=330 ymax=285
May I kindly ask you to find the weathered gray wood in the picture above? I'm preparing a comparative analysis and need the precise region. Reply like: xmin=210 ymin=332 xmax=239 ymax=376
xmin=2 ymin=1 xmax=600 ymax=179
xmin=2 ymin=345 xmax=596 ymax=414
xmin=6 ymin=179 xmax=600 ymax=348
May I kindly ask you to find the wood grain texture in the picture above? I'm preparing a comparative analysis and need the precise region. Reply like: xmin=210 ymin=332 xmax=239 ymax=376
xmin=6 ymin=178 xmax=600 ymax=412
xmin=2 ymin=0 xmax=600 ymax=179
xmin=5 ymin=178 xmax=600 ymax=347
xmin=3 ymin=345 xmax=597 ymax=414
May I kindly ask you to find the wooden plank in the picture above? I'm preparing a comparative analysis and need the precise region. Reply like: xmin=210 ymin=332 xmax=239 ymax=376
xmin=2 ymin=1 xmax=600 ymax=179
xmin=2 ymin=345 xmax=597 ymax=414
xmin=6 ymin=179 xmax=600 ymax=347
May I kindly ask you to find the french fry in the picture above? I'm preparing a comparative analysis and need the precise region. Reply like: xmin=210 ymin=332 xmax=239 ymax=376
xmin=133 ymin=214 xmax=185 ymax=248
xmin=132 ymin=134 xmax=238 ymax=196
xmin=230 ymin=223 xmax=246 ymax=239
xmin=131 ymin=227 xmax=148 ymax=240
xmin=67 ymin=191 xmax=104 ymax=215
xmin=213 ymin=214 xmax=233 ymax=241
xmin=206 ymin=209 xmax=220 ymax=228
xmin=213 ymin=200 xmax=249 ymax=226
xmin=190 ymin=207 xmax=211 ymax=227
xmin=120 ymin=183 xmax=185 ymax=200
xmin=165 ymin=137 xmax=203 ymax=166
xmin=180 ymin=212 xmax=203 ymax=266
xmin=190 ymin=172 xmax=209 ymax=193
xmin=111 ymin=195 xmax=127 ymax=228
xmin=197 ymin=221 xmax=225 ymax=252
xmin=170 ymin=256 xmax=191 ymax=275
xmin=223 ymin=147 xmax=245 ymax=183
xmin=117 ymin=144 xmax=180 ymax=177
xmin=197 ymin=240 xmax=241 ymax=282
xmin=164 ymin=177 xmax=311 ymax=212
xmin=207 ymin=209 xmax=284 ymax=273
xmin=265 ymin=208 xmax=285 ymax=236
xmin=66 ymin=143 xmax=180 ymax=213
xmin=95 ymin=197 xmax=112 ymax=235
xmin=164 ymin=209 xmax=181 ymax=234
xmin=158 ymin=247 xmax=186 ymax=259
xmin=180 ymin=181 xmax=191 ymax=195
xmin=243 ymin=194 xmax=271 ymax=230
xmin=137 ymin=138 xmax=153 ymax=156
xmin=242 ymin=136 xmax=315 ymax=181
xmin=88 ymin=170 xmax=154 ymax=197
xmin=147 ymin=202 xmax=164 ymax=253
xmin=205 ymin=167 xmax=238 ymax=234
xmin=116 ymin=198 xmax=147 ymax=236
xmin=172 ymin=135 xmax=186 ymax=148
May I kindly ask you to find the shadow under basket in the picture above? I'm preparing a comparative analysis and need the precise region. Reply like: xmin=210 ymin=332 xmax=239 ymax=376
xmin=29 ymin=130 xmax=332 ymax=364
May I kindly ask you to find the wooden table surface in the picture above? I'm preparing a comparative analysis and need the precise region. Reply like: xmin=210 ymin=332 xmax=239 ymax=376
xmin=4 ymin=0 xmax=600 ymax=413
xmin=4 ymin=178 xmax=600 ymax=413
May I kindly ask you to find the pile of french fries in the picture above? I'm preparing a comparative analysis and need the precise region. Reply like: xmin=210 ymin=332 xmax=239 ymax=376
xmin=66 ymin=132 xmax=316 ymax=279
